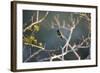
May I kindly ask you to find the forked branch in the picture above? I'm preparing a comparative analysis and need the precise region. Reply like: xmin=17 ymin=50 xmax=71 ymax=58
xmin=23 ymin=11 xmax=48 ymax=32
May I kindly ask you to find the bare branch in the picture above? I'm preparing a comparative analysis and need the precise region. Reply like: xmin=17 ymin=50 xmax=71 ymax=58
xmin=80 ymin=37 xmax=90 ymax=46
xmin=50 ymin=25 xmax=76 ymax=61
xmin=23 ymin=11 xmax=49 ymax=32
xmin=80 ymin=13 xmax=90 ymax=22
xmin=63 ymin=20 xmax=66 ymax=28
xmin=36 ymin=11 xmax=39 ymax=22
xmin=39 ymin=46 xmax=79 ymax=61
xmin=76 ymin=36 xmax=90 ymax=49
xmin=54 ymin=15 xmax=60 ymax=28
xmin=24 ymin=49 xmax=43 ymax=62
xmin=24 ymin=43 xmax=45 ymax=50
xmin=49 ymin=13 xmax=85 ymax=61
xmin=68 ymin=44 xmax=80 ymax=60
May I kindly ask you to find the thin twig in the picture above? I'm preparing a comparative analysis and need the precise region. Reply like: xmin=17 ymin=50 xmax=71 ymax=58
xmin=68 ymin=44 xmax=80 ymax=60
xmin=24 ymin=49 xmax=43 ymax=62
xmin=80 ymin=37 xmax=90 ymax=46
xmin=37 ymin=11 xmax=39 ymax=21
xmin=24 ymin=43 xmax=45 ymax=50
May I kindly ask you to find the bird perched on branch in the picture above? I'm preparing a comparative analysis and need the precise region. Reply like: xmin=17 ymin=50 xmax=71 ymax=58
xmin=56 ymin=29 xmax=63 ymax=40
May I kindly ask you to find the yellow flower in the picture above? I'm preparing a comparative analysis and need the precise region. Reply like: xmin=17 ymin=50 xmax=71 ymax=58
xmin=34 ymin=24 xmax=40 ymax=32
xmin=34 ymin=39 xmax=37 ymax=44
xmin=23 ymin=36 xmax=36 ymax=44
xmin=30 ymin=35 xmax=35 ymax=40
xmin=31 ymin=23 xmax=40 ymax=32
